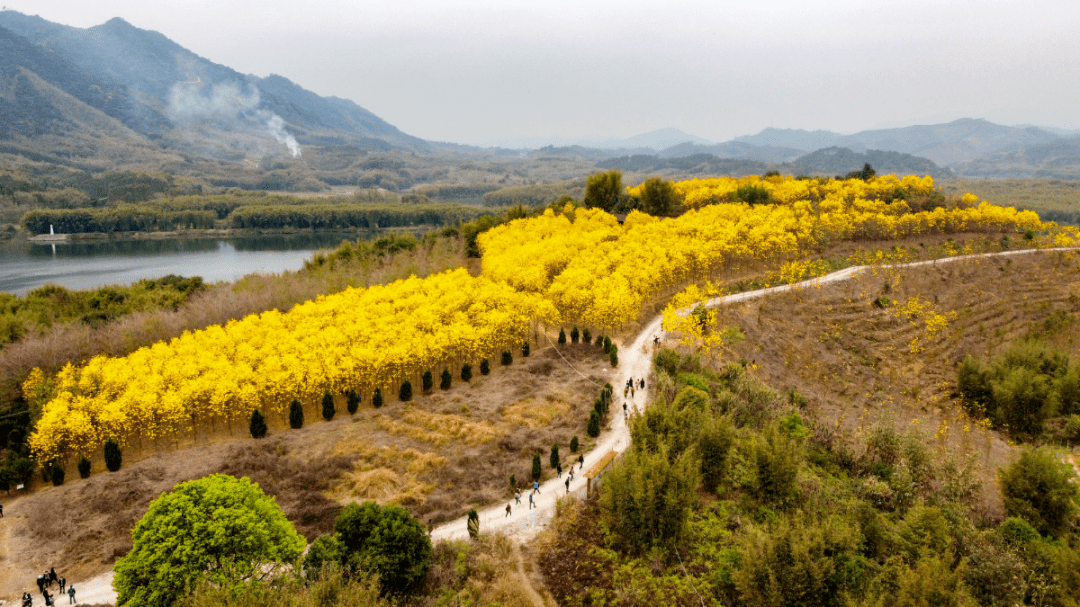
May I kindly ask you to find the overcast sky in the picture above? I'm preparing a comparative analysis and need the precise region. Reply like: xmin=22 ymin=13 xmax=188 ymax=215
xmin=12 ymin=0 xmax=1080 ymax=146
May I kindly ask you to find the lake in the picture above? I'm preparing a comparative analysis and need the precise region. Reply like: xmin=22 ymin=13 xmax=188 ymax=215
xmin=0 ymin=232 xmax=366 ymax=295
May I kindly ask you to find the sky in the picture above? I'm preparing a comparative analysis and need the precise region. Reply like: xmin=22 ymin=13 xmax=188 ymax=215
xmin=11 ymin=0 xmax=1080 ymax=146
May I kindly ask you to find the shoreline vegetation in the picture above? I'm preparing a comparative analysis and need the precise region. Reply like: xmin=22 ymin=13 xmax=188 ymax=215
xmin=24 ymin=224 xmax=429 ymax=242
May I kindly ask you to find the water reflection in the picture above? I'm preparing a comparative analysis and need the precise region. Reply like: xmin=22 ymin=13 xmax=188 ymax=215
xmin=0 ymin=231 xmax=385 ymax=295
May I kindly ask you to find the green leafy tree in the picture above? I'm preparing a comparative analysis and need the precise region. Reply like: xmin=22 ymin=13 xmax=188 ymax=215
xmin=639 ymin=177 xmax=680 ymax=216
xmin=440 ymin=368 xmax=452 ymax=390
xmin=422 ymin=370 xmax=433 ymax=392
xmin=550 ymin=443 xmax=560 ymax=470
xmin=347 ymin=390 xmax=360 ymax=414
xmin=509 ymin=473 xmax=517 ymax=493
xmin=532 ymin=453 xmax=542 ymax=480
xmin=322 ymin=390 xmax=336 ymax=421
xmin=461 ymin=363 xmax=472 ymax=382
xmin=1000 ymin=447 xmax=1079 ymax=537
xmin=250 ymin=410 xmax=268 ymax=438
xmin=399 ymin=379 xmax=413 ymax=401
xmin=753 ymin=425 xmax=802 ymax=505
xmin=333 ymin=501 xmax=432 ymax=593
xmin=480 ymin=359 xmax=490 ymax=375
xmin=104 ymin=438 xmax=122 ymax=472
xmin=603 ymin=336 xmax=612 ymax=353
xmin=372 ymin=388 xmax=383 ymax=409
xmin=609 ymin=349 xmax=619 ymax=367
xmin=114 ymin=474 xmax=305 ymax=606
xmin=289 ymin=399 xmax=304 ymax=429
xmin=584 ymin=170 xmax=624 ymax=213
xmin=699 ymin=416 xmax=735 ymax=493
xmin=78 ymin=456 xmax=91 ymax=479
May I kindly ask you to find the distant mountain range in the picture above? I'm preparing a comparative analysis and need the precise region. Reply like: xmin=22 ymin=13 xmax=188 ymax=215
xmin=1 ymin=9 xmax=1079 ymax=180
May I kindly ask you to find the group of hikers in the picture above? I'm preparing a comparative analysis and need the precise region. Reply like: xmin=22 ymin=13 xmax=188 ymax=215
xmin=505 ymin=454 xmax=586 ymax=517
xmin=22 ymin=567 xmax=75 ymax=606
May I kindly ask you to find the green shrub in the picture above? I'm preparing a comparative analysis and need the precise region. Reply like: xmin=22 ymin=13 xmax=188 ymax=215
xmin=501 ymin=351 xmax=513 ymax=366
xmin=461 ymin=363 xmax=472 ymax=382
xmin=550 ymin=443 xmax=560 ymax=470
xmin=322 ymin=390 xmax=336 ymax=421
xmin=510 ymin=473 xmax=516 ymax=492
xmin=603 ymin=336 xmax=612 ymax=353
xmin=50 ymin=463 xmax=65 ymax=486
xmin=522 ymin=342 xmax=530 ymax=357
xmin=582 ymin=328 xmax=592 ymax=344
xmin=558 ymin=328 xmax=567 ymax=344
xmin=422 ymin=370 xmax=433 ymax=392
xmin=333 ymin=501 xmax=432 ymax=593
xmin=104 ymin=438 xmax=122 ymax=472
xmin=752 ymin=426 xmax=802 ymax=505
xmin=570 ymin=326 xmax=579 ymax=344
xmin=997 ymin=516 xmax=1040 ymax=545
xmin=532 ymin=453 xmax=542 ymax=480
xmin=399 ymin=379 xmax=413 ymax=402
xmin=480 ymin=359 xmax=490 ymax=375
xmin=289 ymin=399 xmax=304 ymax=429
xmin=467 ymin=509 xmax=479 ymax=539
xmin=1000 ymin=447 xmax=1078 ymax=537
xmin=372 ymin=388 xmax=383 ymax=408
xmin=699 ymin=417 xmax=734 ymax=493
xmin=249 ymin=409 xmax=268 ymax=438
xmin=440 ymin=368 xmax=452 ymax=390
xmin=588 ymin=410 xmax=601 ymax=437
xmin=77 ymin=456 xmax=91 ymax=479
xmin=347 ymin=389 xmax=360 ymax=414
xmin=570 ymin=435 xmax=579 ymax=453
xmin=609 ymin=349 xmax=619 ymax=367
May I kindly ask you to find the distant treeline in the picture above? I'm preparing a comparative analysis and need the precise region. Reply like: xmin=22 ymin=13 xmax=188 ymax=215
xmin=21 ymin=194 xmax=503 ymax=233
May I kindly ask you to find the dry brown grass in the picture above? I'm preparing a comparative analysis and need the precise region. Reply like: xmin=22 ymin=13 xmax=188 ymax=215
xmin=707 ymin=248 xmax=1080 ymax=516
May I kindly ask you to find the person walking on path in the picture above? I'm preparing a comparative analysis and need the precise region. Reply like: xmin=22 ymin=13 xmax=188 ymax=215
xmin=578 ymin=454 xmax=584 ymax=470
xmin=58 ymin=578 xmax=65 ymax=594
xmin=640 ymin=379 xmax=645 ymax=389
xmin=49 ymin=568 xmax=57 ymax=587
xmin=22 ymin=590 xmax=32 ymax=607
xmin=533 ymin=480 xmax=540 ymax=494
xmin=67 ymin=585 xmax=75 ymax=605
xmin=568 ymin=467 xmax=574 ymax=482
xmin=528 ymin=492 xmax=535 ymax=509
xmin=557 ymin=463 xmax=562 ymax=478
xmin=565 ymin=477 xmax=570 ymax=494
xmin=515 ymin=490 xmax=521 ymax=505
xmin=505 ymin=504 xmax=512 ymax=517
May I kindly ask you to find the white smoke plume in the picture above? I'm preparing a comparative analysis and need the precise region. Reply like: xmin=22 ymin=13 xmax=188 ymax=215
xmin=167 ymin=81 xmax=302 ymax=158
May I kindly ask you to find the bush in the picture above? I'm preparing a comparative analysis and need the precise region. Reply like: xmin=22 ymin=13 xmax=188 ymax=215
xmin=77 ymin=456 xmax=91 ymax=479
xmin=372 ymin=388 xmax=383 ymax=408
xmin=609 ymin=349 xmax=619 ymax=367
xmin=603 ymin=336 xmax=612 ymax=353
xmin=532 ymin=453 xmax=542 ymax=480
xmin=347 ymin=389 xmax=360 ymax=414
xmin=50 ymin=463 xmax=65 ymax=486
xmin=588 ymin=410 xmax=601 ymax=437
xmin=699 ymin=417 xmax=734 ymax=493
xmin=421 ymin=370 xmax=433 ymax=392
xmin=510 ymin=473 xmax=516 ymax=492
xmin=582 ymin=328 xmax=592 ymax=344
xmin=440 ymin=368 xmax=452 ymax=390
xmin=752 ymin=426 xmax=802 ymax=504
xmin=522 ymin=342 xmax=530 ymax=357
xmin=249 ymin=409 xmax=268 ymax=438
xmin=322 ymin=390 xmax=336 ymax=421
xmin=570 ymin=435 xmax=579 ymax=453
xmin=399 ymin=379 xmax=413 ymax=401
xmin=600 ymin=444 xmax=700 ymax=552
xmin=333 ymin=501 xmax=432 ymax=593
xmin=501 ymin=351 xmax=513 ymax=366
xmin=558 ymin=329 xmax=567 ymax=344
xmin=998 ymin=516 xmax=1040 ymax=545
xmin=104 ymin=438 xmax=122 ymax=472
xmin=480 ymin=359 xmax=490 ymax=375
xmin=999 ymin=447 xmax=1078 ymax=537
xmin=461 ymin=364 xmax=472 ymax=382
xmin=467 ymin=509 xmax=480 ymax=539
xmin=289 ymin=399 xmax=304 ymax=429
xmin=550 ymin=443 xmax=560 ymax=470
xmin=570 ymin=326 xmax=579 ymax=344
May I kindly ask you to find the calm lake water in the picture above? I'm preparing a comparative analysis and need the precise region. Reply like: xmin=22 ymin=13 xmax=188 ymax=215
xmin=0 ymin=232 xmax=367 ymax=295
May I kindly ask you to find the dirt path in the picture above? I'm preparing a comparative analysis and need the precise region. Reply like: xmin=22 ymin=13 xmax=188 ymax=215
xmin=432 ymin=246 xmax=1079 ymax=543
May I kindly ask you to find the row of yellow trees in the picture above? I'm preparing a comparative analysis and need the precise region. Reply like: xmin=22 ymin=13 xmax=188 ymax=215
xmin=28 ymin=174 xmax=1068 ymax=461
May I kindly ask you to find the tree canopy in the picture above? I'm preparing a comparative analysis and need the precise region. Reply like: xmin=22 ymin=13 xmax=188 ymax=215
xmin=583 ymin=170 xmax=624 ymax=213
xmin=113 ymin=474 xmax=305 ymax=606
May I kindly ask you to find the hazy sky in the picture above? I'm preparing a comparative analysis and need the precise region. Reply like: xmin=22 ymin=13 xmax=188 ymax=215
xmin=12 ymin=0 xmax=1080 ymax=146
